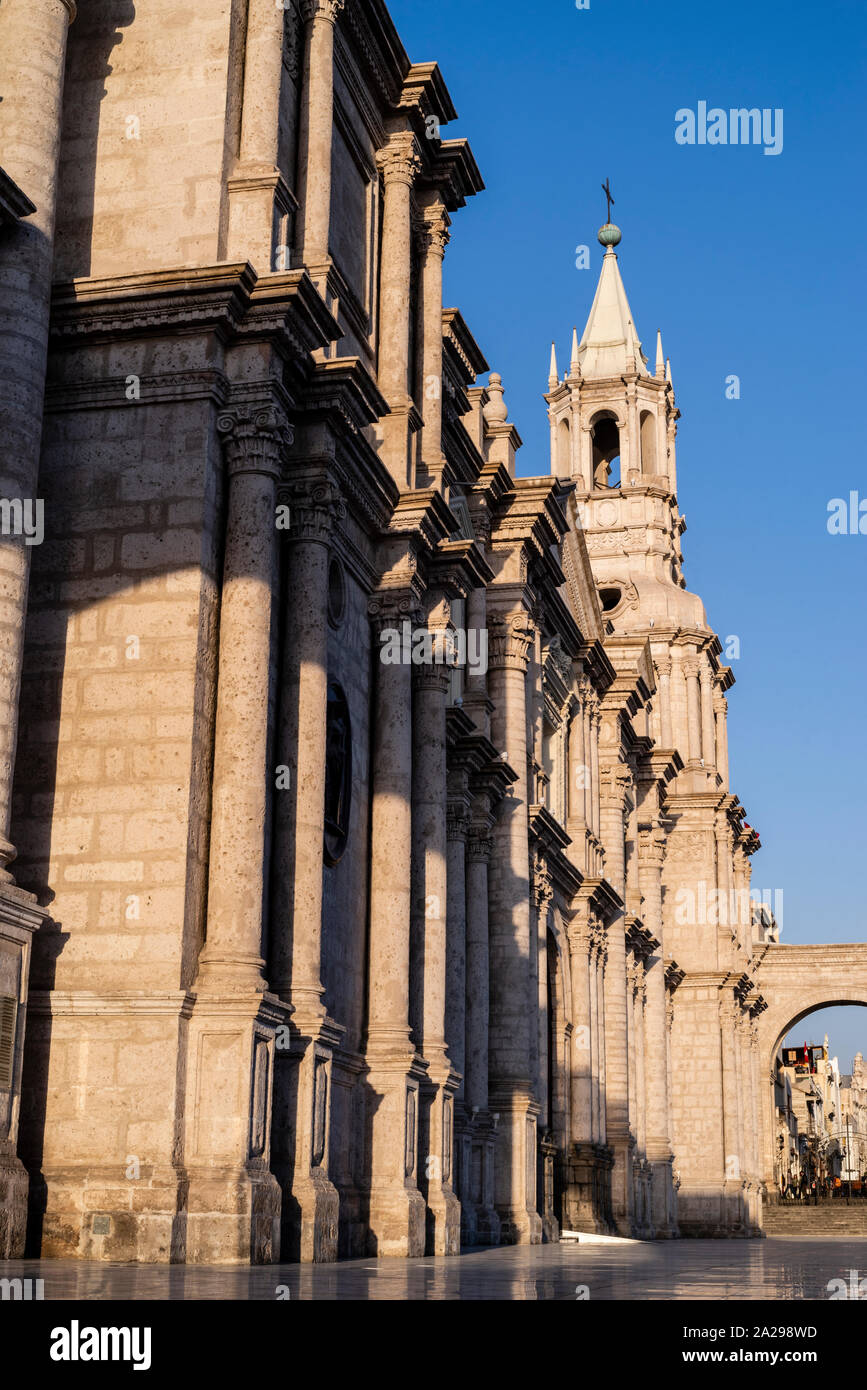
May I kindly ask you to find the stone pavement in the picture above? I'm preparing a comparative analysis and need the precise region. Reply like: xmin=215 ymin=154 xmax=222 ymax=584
xmin=3 ymin=1238 xmax=867 ymax=1301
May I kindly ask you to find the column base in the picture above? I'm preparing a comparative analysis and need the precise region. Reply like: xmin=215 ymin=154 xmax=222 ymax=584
xmin=676 ymin=1180 xmax=760 ymax=1238
xmin=185 ymin=1164 xmax=281 ymax=1264
xmin=0 ymin=1144 xmax=29 ymax=1258
xmin=363 ymin=1047 xmax=428 ymax=1257
xmin=491 ymin=1099 xmax=543 ymax=1246
xmin=648 ymin=1154 xmax=680 ymax=1238
xmin=271 ymin=1017 xmax=343 ymax=1264
xmin=563 ymin=1142 xmax=614 ymax=1234
xmin=32 ymin=1163 xmax=188 ymax=1263
xmin=608 ymin=1131 xmax=637 ymax=1236
xmin=419 ymin=1066 xmax=461 ymax=1255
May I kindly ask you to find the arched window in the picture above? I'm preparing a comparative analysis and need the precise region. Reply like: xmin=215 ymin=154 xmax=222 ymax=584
xmin=558 ymin=417 xmax=571 ymax=473
xmin=640 ymin=410 xmax=657 ymax=474
xmin=591 ymin=413 xmax=620 ymax=488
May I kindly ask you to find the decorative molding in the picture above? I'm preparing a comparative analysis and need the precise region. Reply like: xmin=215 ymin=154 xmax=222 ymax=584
xmin=217 ymin=406 xmax=292 ymax=479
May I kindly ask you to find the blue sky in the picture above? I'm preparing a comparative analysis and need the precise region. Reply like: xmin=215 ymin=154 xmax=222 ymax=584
xmin=389 ymin=0 xmax=867 ymax=1066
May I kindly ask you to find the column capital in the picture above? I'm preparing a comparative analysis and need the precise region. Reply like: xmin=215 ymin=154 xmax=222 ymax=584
xmin=682 ymin=655 xmax=700 ymax=680
xmin=278 ymin=477 xmax=345 ymax=544
xmin=217 ymin=406 xmax=292 ymax=481
xmin=653 ymin=654 xmax=672 ymax=678
xmin=713 ymin=694 xmax=728 ymax=715
xmin=446 ymin=802 xmax=469 ymax=843
xmin=487 ymin=613 xmax=534 ymax=672
xmin=368 ymin=589 xmax=423 ymax=636
xmin=376 ymin=131 xmax=422 ymax=188
xmin=415 ymin=201 xmax=451 ymax=260
xmin=300 ymin=0 xmax=344 ymax=24
xmin=466 ymin=827 xmax=494 ymax=863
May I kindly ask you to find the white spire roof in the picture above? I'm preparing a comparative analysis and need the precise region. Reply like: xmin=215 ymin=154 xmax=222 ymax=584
xmin=577 ymin=247 xmax=647 ymax=378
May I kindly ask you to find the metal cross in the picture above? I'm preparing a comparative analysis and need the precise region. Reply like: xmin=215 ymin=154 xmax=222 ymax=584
xmin=601 ymin=178 xmax=614 ymax=223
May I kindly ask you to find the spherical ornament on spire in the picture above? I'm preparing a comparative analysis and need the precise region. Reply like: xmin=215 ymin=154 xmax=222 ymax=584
xmin=598 ymin=222 xmax=622 ymax=249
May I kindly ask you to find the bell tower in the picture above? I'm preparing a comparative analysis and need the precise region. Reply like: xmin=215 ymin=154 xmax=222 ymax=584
xmin=547 ymin=219 xmax=687 ymax=608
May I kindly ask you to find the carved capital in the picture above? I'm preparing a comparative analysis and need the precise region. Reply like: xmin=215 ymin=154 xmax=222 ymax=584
xmin=300 ymin=0 xmax=344 ymax=24
xmin=376 ymin=132 xmax=422 ymax=188
xmin=487 ymin=614 xmax=534 ymax=672
xmin=682 ymin=656 xmax=700 ymax=680
xmin=654 ymin=655 xmax=672 ymax=679
xmin=466 ymin=828 xmax=494 ymax=863
xmin=446 ymin=802 xmax=469 ymax=842
xmin=713 ymin=695 xmax=728 ymax=716
xmin=279 ymin=478 xmax=345 ymax=545
xmin=416 ymin=201 xmax=451 ymax=261
xmin=368 ymin=590 xmax=422 ymax=636
xmin=217 ymin=406 xmax=292 ymax=481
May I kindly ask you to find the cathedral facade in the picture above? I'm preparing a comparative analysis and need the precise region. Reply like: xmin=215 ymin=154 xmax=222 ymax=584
xmin=0 ymin=0 xmax=771 ymax=1264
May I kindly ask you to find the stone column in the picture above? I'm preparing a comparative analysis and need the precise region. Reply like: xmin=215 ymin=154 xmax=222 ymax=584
xmin=445 ymin=793 xmax=471 ymax=1238
xmin=197 ymin=407 xmax=289 ymax=994
xmin=567 ymin=694 xmax=587 ymax=869
xmin=599 ymin=762 xmax=633 ymax=1234
xmin=227 ymin=0 xmax=296 ymax=271
xmin=416 ymin=199 xmax=450 ymax=483
xmin=683 ymin=655 xmax=702 ymax=768
xmin=464 ymin=813 xmax=500 ymax=1245
xmin=532 ymin=863 xmax=556 ymax=1241
xmin=714 ymin=694 xmax=730 ymax=789
xmin=0 ymin=0 xmax=75 ymax=883
xmin=364 ymin=592 xmax=426 ymax=1257
xmin=186 ymin=405 xmax=291 ymax=1264
xmin=655 ymin=655 xmax=673 ymax=749
xmin=411 ymin=624 xmax=461 ymax=1256
xmin=376 ymin=132 xmax=421 ymax=487
xmin=294 ymin=0 xmax=344 ymax=281
xmin=269 ymin=476 xmax=345 ymax=1263
xmin=699 ymin=660 xmax=716 ymax=771
xmin=487 ymin=611 xmax=542 ymax=1245
xmin=638 ymin=829 xmax=676 ymax=1235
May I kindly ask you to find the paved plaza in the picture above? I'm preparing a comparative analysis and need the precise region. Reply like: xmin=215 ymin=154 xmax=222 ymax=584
xmin=3 ymin=1238 xmax=867 ymax=1301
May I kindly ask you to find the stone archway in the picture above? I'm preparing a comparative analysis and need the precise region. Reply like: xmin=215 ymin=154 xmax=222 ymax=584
xmin=755 ymin=944 xmax=867 ymax=1192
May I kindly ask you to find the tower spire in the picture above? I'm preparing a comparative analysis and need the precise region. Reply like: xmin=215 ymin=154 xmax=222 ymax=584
xmin=569 ymin=326 xmax=580 ymax=376
xmin=548 ymin=342 xmax=558 ymax=390
xmin=574 ymin=218 xmax=647 ymax=378
xmin=655 ymin=330 xmax=664 ymax=379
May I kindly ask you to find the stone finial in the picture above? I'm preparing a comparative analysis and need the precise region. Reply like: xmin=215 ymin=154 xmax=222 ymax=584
xmin=570 ymin=326 xmax=580 ymax=375
xmin=548 ymin=342 xmax=558 ymax=391
xmin=655 ymin=330 xmax=664 ymax=379
xmin=483 ymin=372 xmax=508 ymax=424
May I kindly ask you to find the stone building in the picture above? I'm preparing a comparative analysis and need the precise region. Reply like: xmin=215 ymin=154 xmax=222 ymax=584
xmin=0 ymin=0 xmax=783 ymax=1264
xmin=840 ymin=1054 xmax=867 ymax=1183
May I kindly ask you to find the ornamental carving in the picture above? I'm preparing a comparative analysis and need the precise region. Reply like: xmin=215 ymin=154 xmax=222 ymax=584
xmin=487 ymin=614 xmax=534 ymax=672
xmin=217 ymin=406 xmax=292 ymax=479
xmin=466 ymin=828 xmax=494 ymax=863
xmin=376 ymin=132 xmax=422 ymax=187
xmin=280 ymin=478 xmax=345 ymax=543
xmin=300 ymin=0 xmax=345 ymax=23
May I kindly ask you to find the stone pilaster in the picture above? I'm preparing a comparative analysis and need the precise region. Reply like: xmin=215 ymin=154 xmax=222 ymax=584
xmin=598 ymin=761 xmax=634 ymax=1234
xmin=226 ymin=0 xmax=298 ymax=271
xmin=464 ymin=814 xmax=500 ymax=1245
xmin=363 ymin=591 xmax=427 ymax=1257
xmin=411 ymin=621 xmax=461 ymax=1256
xmin=376 ymin=132 xmax=422 ymax=487
xmin=186 ymin=404 xmax=292 ymax=1264
xmin=486 ymin=612 xmax=542 ymax=1245
xmin=637 ymin=827 xmax=678 ymax=1236
xmin=292 ymin=0 xmax=344 ymax=286
xmin=270 ymin=477 xmax=346 ymax=1263
xmin=415 ymin=199 xmax=450 ymax=484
